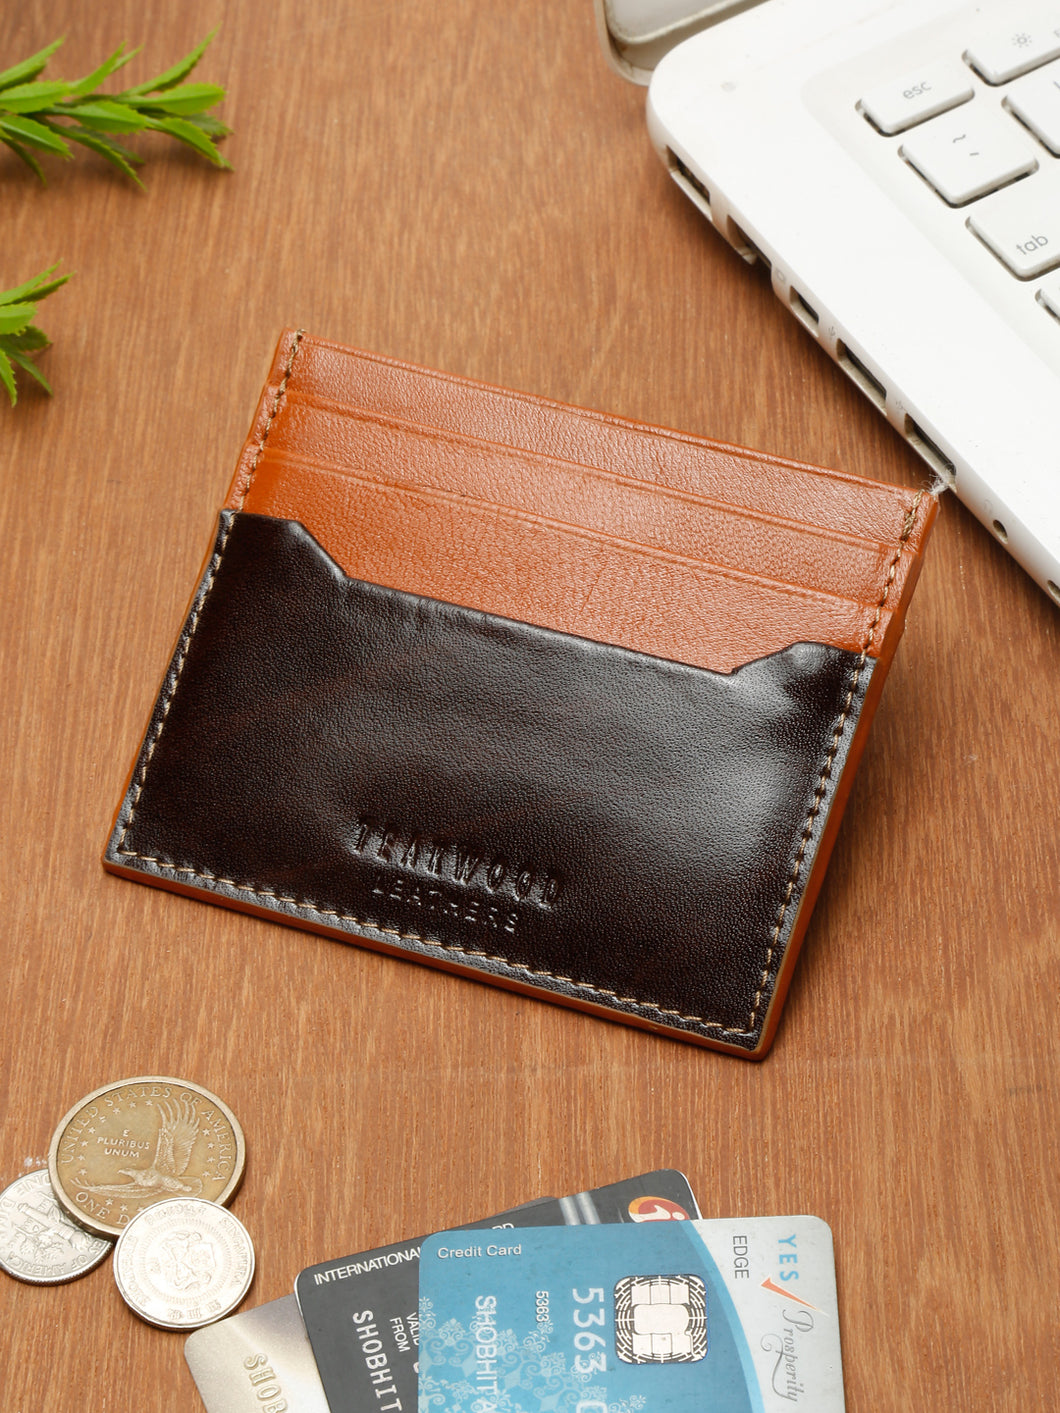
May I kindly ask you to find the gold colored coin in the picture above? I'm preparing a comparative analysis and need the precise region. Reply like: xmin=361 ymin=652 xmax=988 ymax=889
xmin=47 ymin=1077 xmax=245 ymax=1239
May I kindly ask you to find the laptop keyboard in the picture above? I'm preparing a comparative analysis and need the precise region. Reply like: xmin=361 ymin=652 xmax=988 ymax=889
xmin=856 ymin=16 xmax=1060 ymax=283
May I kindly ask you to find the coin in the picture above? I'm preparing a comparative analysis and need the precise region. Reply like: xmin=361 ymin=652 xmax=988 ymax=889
xmin=0 ymin=1169 xmax=112 ymax=1284
xmin=48 ymin=1076 xmax=245 ymax=1238
xmin=113 ymin=1196 xmax=255 ymax=1330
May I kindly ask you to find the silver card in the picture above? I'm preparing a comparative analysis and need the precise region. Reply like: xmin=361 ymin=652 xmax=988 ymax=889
xmin=185 ymin=1294 xmax=330 ymax=1413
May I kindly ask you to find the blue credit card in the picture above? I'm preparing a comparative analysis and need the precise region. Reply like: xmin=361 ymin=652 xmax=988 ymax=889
xmin=295 ymin=1171 xmax=699 ymax=1413
xmin=418 ymin=1216 xmax=845 ymax=1412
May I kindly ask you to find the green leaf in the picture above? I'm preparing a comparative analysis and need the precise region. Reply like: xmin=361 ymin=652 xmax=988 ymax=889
xmin=184 ymin=112 xmax=232 ymax=139
xmin=0 ymin=348 xmax=17 ymax=405
xmin=143 ymin=114 xmax=231 ymax=168
xmin=0 ymin=79 xmax=74 ymax=111
xmin=2 ymin=137 xmax=46 ymax=182
xmin=0 ymin=268 xmax=67 ymax=404
xmin=7 ymin=346 xmax=53 ymax=395
xmin=5 ymin=324 xmax=50 ymax=353
xmin=56 ymin=98 xmax=147 ymax=133
xmin=17 ymin=275 xmax=69 ymax=303
xmin=0 ymin=303 xmax=36 ymax=334
xmin=130 ymin=82 xmax=226 ymax=115
xmin=0 ymin=38 xmax=64 ymax=93
xmin=0 ymin=113 xmax=71 ymax=156
xmin=62 ymin=127 xmax=144 ymax=184
xmin=0 ymin=264 xmax=68 ymax=304
xmin=67 ymin=43 xmax=139 ymax=97
xmin=120 ymin=30 xmax=218 ymax=95
xmin=1 ymin=33 xmax=229 ymax=183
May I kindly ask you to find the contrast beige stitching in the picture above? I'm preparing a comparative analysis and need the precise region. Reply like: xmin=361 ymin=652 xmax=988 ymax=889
xmin=236 ymin=328 xmax=305 ymax=509
xmin=108 ymin=858 xmax=737 ymax=1032
xmin=747 ymin=489 xmax=927 ymax=1029
xmin=115 ymin=520 xmax=236 ymax=854
xmin=116 ymin=330 xmax=307 ymax=853
xmin=116 ymin=364 xmax=926 ymax=1044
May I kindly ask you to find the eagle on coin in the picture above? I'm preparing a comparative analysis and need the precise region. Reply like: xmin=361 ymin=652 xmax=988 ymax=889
xmin=74 ymin=1098 xmax=205 ymax=1199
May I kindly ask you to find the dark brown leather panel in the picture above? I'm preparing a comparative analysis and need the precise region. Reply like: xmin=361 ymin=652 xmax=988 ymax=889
xmin=105 ymin=512 xmax=875 ymax=1055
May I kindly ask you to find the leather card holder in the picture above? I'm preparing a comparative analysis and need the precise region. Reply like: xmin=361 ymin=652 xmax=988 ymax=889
xmin=104 ymin=330 xmax=937 ymax=1057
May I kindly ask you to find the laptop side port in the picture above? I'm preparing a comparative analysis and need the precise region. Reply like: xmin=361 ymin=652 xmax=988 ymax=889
xmin=665 ymin=150 xmax=715 ymax=224
xmin=904 ymin=415 xmax=956 ymax=480
xmin=728 ymin=221 xmax=771 ymax=269
xmin=664 ymin=150 xmax=765 ymax=265
xmin=836 ymin=341 xmax=886 ymax=410
xmin=789 ymin=288 xmax=820 ymax=334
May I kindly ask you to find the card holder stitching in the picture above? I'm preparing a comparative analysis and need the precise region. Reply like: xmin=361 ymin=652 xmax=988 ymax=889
xmin=114 ymin=333 xmax=305 ymax=852
xmin=114 ymin=517 xmax=237 ymax=848
xmin=235 ymin=328 xmax=306 ymax=510
xmin=113 ymin=855 xmax=747 ymax=1036
xmin=746 ymin=487 xmax=927 ymax=1031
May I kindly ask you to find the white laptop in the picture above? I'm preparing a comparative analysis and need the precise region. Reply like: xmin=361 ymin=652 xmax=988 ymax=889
xmin=596 ymin=0 xmax=1060 ymax=605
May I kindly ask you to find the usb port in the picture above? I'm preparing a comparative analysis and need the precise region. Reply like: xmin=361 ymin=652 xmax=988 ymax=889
xmin=729 ymin=221 xmax=770 ymax=269
xmin=904 ymin=415 xmax=956 ymax=478
xmin=790 ymin=289 xmax=820 ymax=333
xmin=837 ymin=341 xmax=886 ymax=409
xmin=666 ymin=150 xmax=714 ymax=223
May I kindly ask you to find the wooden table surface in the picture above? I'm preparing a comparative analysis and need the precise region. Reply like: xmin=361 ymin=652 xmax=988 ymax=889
xmin=2 ymin=2 xmax=1058 ymax=1409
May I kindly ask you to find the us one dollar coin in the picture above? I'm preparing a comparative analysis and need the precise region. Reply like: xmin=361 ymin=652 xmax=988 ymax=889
xmin=0 ymin=1169 xmax=112 ymax=1284
xmin=48 ymin=1076 xmax=245 ymax=1239
xmin=113 ymin=1196 xmax=255 ymax=1330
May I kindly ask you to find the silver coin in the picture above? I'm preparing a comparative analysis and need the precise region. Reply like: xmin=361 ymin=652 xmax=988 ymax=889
xmin=0 ymin=1169 xmax=112 ymax=1284
xmin=113 ymin=1196 xmax=254 ymax=1330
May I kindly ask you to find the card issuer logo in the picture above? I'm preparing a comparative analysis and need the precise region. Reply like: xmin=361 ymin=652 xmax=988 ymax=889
xmin=628 ymin=1196 xmax=691 ymax=1222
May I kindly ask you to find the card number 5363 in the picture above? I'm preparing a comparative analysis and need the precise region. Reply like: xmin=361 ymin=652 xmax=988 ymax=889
xmin=571 ymin=1287 xmax=607 ymax=1374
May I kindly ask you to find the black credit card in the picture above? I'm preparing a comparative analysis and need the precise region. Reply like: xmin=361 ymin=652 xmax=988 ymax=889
xmin=294 ymin=1171 xmax=699 ymax=1413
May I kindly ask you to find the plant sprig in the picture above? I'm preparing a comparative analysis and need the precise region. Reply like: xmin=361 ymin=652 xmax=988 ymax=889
xmin=0 ymin=32 xmax=231 ymax=186
xmin=0 ymin=264 xmax=70 ymax=405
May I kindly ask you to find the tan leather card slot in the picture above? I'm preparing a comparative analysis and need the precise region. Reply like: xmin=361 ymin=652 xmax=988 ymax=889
xmin=240 ymin=457 xmax=906 ymax=672
xmin=241 ymin=404 xmax=909 ymax=606
xmin=229 ymin=333 xmax=917 ymax=543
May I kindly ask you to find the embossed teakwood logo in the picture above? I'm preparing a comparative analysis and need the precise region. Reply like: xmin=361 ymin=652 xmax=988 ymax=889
xmin=350 ymin=816 xmax=562 ymax=939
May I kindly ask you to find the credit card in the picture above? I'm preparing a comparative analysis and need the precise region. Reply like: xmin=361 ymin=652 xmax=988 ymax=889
xmin=295 ymin=1172 xmax=698 ymax=1413
xmin=418 ymin=1216 xmax=845 ymax=1413
xmin=185 ymin=1294 xmax=331 ymax=1413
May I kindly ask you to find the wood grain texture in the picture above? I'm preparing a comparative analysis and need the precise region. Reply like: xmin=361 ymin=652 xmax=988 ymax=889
xmin=1 ymin=2 xmax=1058 ymax=1409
